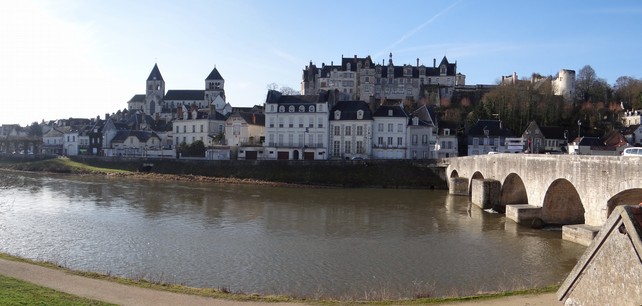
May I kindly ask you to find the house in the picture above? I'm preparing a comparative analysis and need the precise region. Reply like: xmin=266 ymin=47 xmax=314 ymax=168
xmin=621 ymin=109 xmax=642 ymax=127
xmin=173 ymin=104 xmax=227 ymax=147
xmin=522 ymin=121 xmax=570 ymax=153
xmin=568 ymin=132 xmax=629 ymax=156
xmin=225 ymin=111 xmax=265 ymax=160
xmin=407 ymin=105 xmax=438 ymax=159
xmin=437 ymin=122 xmax=459 ymax=158
xmin=108 ymin=130 xmax=161 ymax=157
xmin=466 ymin=119 xmax=515 ymax=155
xmin=42 ymin=127 xmax=65 ymax=155
xmin=328 ymin=100 xmax=373 ymax=160
xmin=263 ymin=90 xmax=337 ymax=160
xmin=557 ymin=205 xmax=642 ymax=305
xmin=372 ymin=104 xmax=408 ymax=159
xmin=622 ymin=124 xmax=642 ymax=146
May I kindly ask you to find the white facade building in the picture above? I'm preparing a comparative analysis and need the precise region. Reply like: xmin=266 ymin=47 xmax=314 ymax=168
xmin=407 ymin=105 xmax=438 ymax=159
xmin=372 ymin=105 xmax=408 ymax=159
xmin=264 ymin=90 xmax=331 ymax=160
xmin=328 ymin=101 xmax=373 ymax=160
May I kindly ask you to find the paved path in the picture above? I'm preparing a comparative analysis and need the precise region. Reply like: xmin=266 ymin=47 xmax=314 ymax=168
xmin=0 ymin=257 xmax=561 ymax=306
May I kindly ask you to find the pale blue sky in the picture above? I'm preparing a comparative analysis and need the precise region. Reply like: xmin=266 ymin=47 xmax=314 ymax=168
xmin=1 ymin=0 xmax=642 ymax=125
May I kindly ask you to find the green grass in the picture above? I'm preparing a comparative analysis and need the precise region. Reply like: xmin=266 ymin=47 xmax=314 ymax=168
xmin=0 ymin=252 xmax=560 ymax=305
xmin=0 ymin=157 xmax=131 ymax=174
xmin=0 ymin=274 xmax=115 ymax=306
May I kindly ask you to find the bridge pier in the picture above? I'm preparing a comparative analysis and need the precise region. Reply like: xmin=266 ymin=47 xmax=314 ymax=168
xmin=506 ymin=204 xmax=542 ymax=225
xmin=561 ymin=224 xmax=601 ymax=246
xmin=471 ymin=179 xmax=500 ymax=210
xmin=449 ymin=177 xmax=469 ymax=196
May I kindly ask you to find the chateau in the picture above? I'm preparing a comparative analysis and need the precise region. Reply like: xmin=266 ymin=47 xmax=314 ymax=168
xmin=301 ymin=53 xmax=465 ymax=103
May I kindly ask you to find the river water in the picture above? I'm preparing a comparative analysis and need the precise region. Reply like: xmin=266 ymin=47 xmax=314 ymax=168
xmin=0 ymin=170 xmax=585 ymax=299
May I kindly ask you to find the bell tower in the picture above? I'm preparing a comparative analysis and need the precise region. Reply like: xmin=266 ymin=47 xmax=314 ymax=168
xmin=145 ymin=63 xmax=165 ymax=115
xmin=205 ymin=66 xmax=226 ymax=114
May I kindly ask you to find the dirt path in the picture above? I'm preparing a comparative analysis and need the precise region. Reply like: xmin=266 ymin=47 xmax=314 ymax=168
xmin=0 ymin=257 xmax=561 ymax=306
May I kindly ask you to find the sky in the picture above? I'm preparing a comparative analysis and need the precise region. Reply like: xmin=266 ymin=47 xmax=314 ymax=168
xmin=1 ymin=0 xmax=642 ymax=126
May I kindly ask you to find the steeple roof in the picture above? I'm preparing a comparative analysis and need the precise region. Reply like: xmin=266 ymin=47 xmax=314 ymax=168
xmin=147 ymin=64 xmax=164 ymax=81
xmin=206 ymin=67 xmax=224 ymax=80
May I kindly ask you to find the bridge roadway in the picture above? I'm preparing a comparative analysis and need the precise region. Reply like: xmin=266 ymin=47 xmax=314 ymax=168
xmin=442 ymin=154 xmax=642 ymax=244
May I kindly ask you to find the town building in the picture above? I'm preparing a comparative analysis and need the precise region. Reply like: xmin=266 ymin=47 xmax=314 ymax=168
xmin=466 ymin=120 xmax=516 ymax=155
xmin=622 ymin=109 xmax=642 ymax=127
xmin=328 ymin=101 xmax=373 ymax=160
xmin=522 ymin=121 xmax=569 ymax=153
xmin=263 ymin=90 xmax=337 ymax=160
xmin=407 ymin=105 xmax=438 ymax=159
xmin=501 ymin=69 xmax=575 ymax=102
xmin=436 ymin=122 xmax=459 ymax=158
xmin=372 ymin=105 xmax=408 ymax=159
xmin=301 ymin=54 xmax=464 ymax=103
xmin=225 ymin=111 xmax=265 ymax=160
xmin=622 ymin=124 xmax=642 ymax=146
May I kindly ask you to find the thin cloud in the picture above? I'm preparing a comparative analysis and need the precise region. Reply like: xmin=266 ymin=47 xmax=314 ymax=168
xmin=374 ymin=0 xmax=462 ymax=58
xmin=270 ymin=48 xmax=305 ymax=67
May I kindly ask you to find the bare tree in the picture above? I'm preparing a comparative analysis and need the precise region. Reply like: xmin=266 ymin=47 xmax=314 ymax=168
xmin=266 ymin=83 xmax=300 ymax=95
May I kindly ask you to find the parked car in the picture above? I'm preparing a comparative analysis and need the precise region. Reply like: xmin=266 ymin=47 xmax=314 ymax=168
xmin=622 ymin=147 xmax=642 ymax=156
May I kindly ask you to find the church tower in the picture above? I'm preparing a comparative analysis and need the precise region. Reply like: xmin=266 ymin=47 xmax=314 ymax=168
xmin=205 ymin=67 xmax=226 ymax=115
xmin=145 ymin=63 xmax=165 ymax=116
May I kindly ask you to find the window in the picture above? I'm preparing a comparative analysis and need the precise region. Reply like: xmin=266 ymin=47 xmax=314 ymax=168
xmin=317 ymin=134 xmax=324 ymax=146
xmin=279 ymin=106 xmax=285 ymax=112
xmin=308 ymin=118 xmax=314 ymax=128
xmin=183 ymin=126 xmax=186 ymax=133
xmin=345 ymin=141 xmax=351 ymax=154
xmin=200 ymin=125 xmax=203 ymax=133
xmin=334 ymin=110 xmax=341 ymax=120
xmin=356 ymin=141 xmax=364 ymax=154
xmin=333 ymin=141 xmax=340 ymax=156
xmin=288 ymin=118 xmax=294 ymax=128
xmin=299 ymin=105 xmax=305 ymax=112
xmin=388 ymin=123 xmax=393 ymax=132
xmin=289 ymin=106 xmax=295 ymax=112
xmin=334 ymin=126 xmax=340 ymax=136
xmin=288 ymin=134 xmax=293 ymax=146
xmin=278 ymin=118 xmax=284 ymax=128
xmin=299 ymin=118 xmax=303 ymax=128
xmin=397 ymin=124 xmax=403 ymax=133
xmin=269 ymin=118 xmax=275 ymax=128
xmin=356 ymin=126 xmax=363 ymax=136
xmin=378 ymin=137 xmax=383 ymax=145
xmin=278 ymin=134 xmax=284 ymax=146
xmin=378 ymin=123 xmax=383 ymax=132
xmin=397 ymin=137 xmax=403 ymax=146
xmin=176 ymin=126 xmax=179 ymax=133
xmin=309 ymin=105 xmax=315 ymax=112
xmin=422 ymin=135 xmax=428 ymax=145
xmin=473 ymin=138 xmax=479 ymax=147
xmin=412 ymin=135 xmax=418 ymax=145
xmin=387 ymin=137 xmax=393 ymax=145
xmin=357 ymin=110 xmax=364 ymax=120
xmin=345 ymin=126 xmax=351 ymax=136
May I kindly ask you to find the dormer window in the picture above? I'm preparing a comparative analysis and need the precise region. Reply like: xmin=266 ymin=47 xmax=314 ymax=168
xmin=299 ymin=105 xmax=305 ymax=112
xmin=388 ymin=109 xmax=393 ymax=117
xmin=483 ymin=127 xmax=489 ymax=137
xmin=334 ymin=110 xmax=341 ymax=120
xmin=356 ymin=110 xmax=364 ymax=120
xmin=278 ymin=106 xmax=285 ymax=112
xmin=309 ymin=105 xmax=315 ymax=112
xmin=444 ymin=129 xmax=450 ymax=136
xmin=289 ymin=106 xmax=295 ymax=112
xmin=413 ymin=117 xmax=419 ymax=126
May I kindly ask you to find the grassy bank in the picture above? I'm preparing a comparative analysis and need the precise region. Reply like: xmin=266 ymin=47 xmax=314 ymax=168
xmin=0 ymin=253 xmax=559 ymax=305
xmin=0 ymin=274 xmax=115 ymax=306
xmin=0 ymin=156 xmax=447 ymax=189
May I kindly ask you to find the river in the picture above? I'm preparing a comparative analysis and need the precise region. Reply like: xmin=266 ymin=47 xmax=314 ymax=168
xmin=0 ymin=170 xmax=585 ymax=299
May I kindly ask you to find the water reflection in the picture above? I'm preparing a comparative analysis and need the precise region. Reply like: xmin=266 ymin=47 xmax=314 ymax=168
xmin=0 ymin=170 xmax=586 ymax=299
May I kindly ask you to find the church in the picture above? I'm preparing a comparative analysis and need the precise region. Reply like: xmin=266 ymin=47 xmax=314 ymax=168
xmin=127 ymin=64 xmax=232 ymax=121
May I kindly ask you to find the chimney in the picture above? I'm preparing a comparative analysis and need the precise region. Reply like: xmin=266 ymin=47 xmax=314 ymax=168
xmin=416 ymin=58 xmax=419 ymax=67
xmin=105 ymin=113 xmax=109 ymax=121
xmin=433 ymin=58 xmax=436 ymax=68
xmin=252 ymin=114 xmax=256 ymax=124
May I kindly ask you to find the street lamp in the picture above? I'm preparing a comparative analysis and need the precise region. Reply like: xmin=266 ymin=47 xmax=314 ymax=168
xmin=577 ymin=120 xmax=582 ymax=138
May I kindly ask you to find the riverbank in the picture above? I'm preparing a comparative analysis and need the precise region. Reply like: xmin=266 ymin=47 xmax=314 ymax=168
xmin=0 ymin=253 xmax=560 ymax=305
xmin=0 ymin=155 xmax=447 ymax=189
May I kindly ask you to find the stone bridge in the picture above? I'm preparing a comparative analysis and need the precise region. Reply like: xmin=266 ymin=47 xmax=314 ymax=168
xmin=443 ymin=154 xmax=642 ymax=245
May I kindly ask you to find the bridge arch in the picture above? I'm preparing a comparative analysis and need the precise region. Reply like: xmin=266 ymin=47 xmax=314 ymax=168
xmin=468 ymin=171 xmax=484 ymax=196
xmin=450 ymin=170 xmax=459 ymax=178
xmin=499 ymin=173 xmax=528 ymax=213
xmin=607 ymin=188 xmax=642 ymax=217
xmin=542 ymin=179 xmax=585 ymax=225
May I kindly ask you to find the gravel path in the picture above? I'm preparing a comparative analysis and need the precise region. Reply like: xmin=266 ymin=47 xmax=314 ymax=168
xmin=0 ymin=257 xmax=560 ymax=305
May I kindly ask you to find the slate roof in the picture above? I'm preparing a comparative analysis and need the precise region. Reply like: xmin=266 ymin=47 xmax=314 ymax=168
xmin=205 ymin=67 xmax=224 ymax=80
xmin=409 ymin=105 xmax=436 ymax=126
xmin=111 ymin=130 xmax=160 ymax=143
xmin=373 ymin=105 xmax=407 ymax=118
xmin=164 ymin=90 xmax=205 ymax=101
xmin=147 ymin=64 xmax=163 ymax=81
xmin=237 ymin=112 xmax=265 ymax=126
xmin=330 ymin=101 xmax=373 ymax=120
xmin=539 ymin=126 xmax=568 ymax=140
xmin=128 ymin=94 xmax=145 ymax=102
xmin=265 ymin=90 xmax=326 ymax=104
xmin=468 ymin=120 xmax=515 ymax=137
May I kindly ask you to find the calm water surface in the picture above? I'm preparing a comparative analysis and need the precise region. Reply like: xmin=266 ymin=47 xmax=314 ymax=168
xmin=0 ymin=170 xmax=585 ymax=299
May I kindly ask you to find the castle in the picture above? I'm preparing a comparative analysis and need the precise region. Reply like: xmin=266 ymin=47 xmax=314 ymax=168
xmin=301 ymin=53 xmax=466 ymax=104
